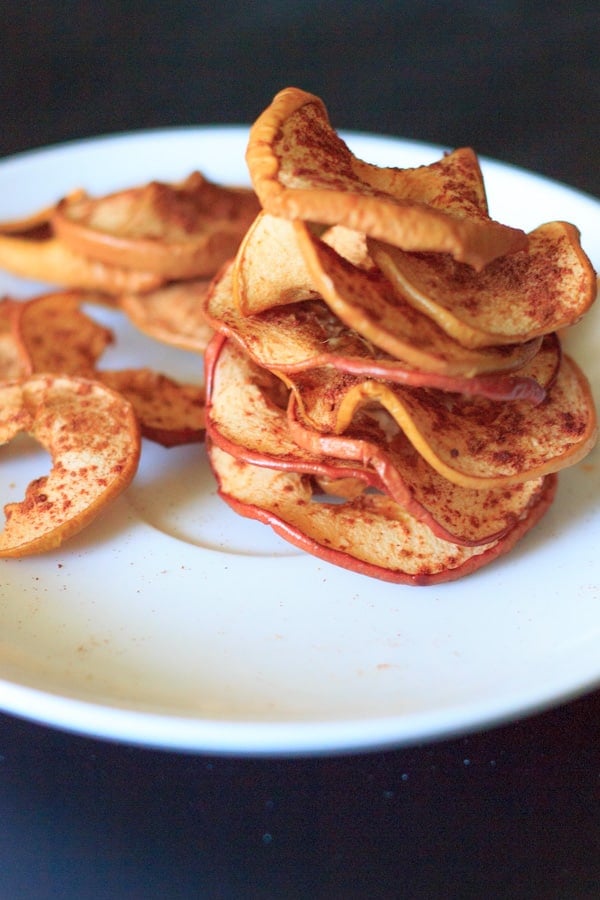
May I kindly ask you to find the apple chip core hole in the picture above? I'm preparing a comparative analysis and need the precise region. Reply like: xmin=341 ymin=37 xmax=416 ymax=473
xmin=0 ymin=432 xmax=53 ymax=524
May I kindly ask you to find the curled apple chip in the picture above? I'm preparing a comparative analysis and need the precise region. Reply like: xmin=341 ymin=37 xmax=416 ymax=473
xmin=232 ymin=211 xmax=317 ymax=315
xmin=206 ymin=335 xmax=550 ymax=546
xmin=246 ymin=87 xmax=527 ymax=269
xmin=293 ymin=220 xmax=543 ymax=377
xmin=99 ymin=369 xmax=205 ymax=448
xmin=119 ymin=280 xmax=214 ymax=352
xmin=13 ymin=290 xmax=113 ymax=376
xmin=52 ymin=171 xmax=261 ymax=279
xmin=285 ymin=340 xmax=594 ymax=489
xmin=0 ymin=231 xmax=163 ymax=295
xmin=370 ymin=221 xmax=596 ymax=348
xmin=209 ymin=261 xmax=547 ymax=403
xmin=0 ymin=374 xmax=140 ymax=557
xmin=208 ymin=442 xmax=557 ymax=585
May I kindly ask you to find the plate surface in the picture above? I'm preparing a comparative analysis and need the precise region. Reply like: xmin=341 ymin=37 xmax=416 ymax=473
xmin=0 ymin=126 xmax=598 ymax=756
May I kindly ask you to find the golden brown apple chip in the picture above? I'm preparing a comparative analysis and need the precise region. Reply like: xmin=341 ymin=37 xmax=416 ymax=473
xmin=206 ymin=335 xmax=550 ymax=546
xmin=0 ymin=373 xmax=140 ymax=556
xmin=207 ymin=261 xmax=548 ymax=403
xmin=246 ymin=87 xmax=527 ymax=269
xmin=52 ymin=171 xmax=261 ymax=279
xmin=232 ymin=211 xmax=317 ymax=315
xmin=293 ymin=223 xmax=544 ymax=376
xmin=285 ymin=343 xmax=595 ymax=489
xmin=370 ymin=221 xmax=596 ymax=348
xmin=14 ymin=290 xmax=113 ymax=376
xmin=0 ymin=232 xmax=163 ymax=295
xmin=119 ymin=279 xmax=215 ymax=352
xmin=99 ymin=369 xmax=205 ymax=448
xmin=208 ymin=442 xmax=557 ymax=585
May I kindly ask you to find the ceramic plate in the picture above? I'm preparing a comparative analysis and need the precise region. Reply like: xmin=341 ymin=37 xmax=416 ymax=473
xmin=0 ymin=127 xmax=598 ymax=755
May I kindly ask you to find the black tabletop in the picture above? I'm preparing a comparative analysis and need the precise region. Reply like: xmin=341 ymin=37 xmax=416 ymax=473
xmin=1 ymin=3 xmax=599 ymax=898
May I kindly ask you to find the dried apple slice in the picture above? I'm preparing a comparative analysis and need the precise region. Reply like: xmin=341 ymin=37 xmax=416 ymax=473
xmin=208 ymin=442 xmax=557 ymax=585
xmin=286 ymin=339 xmax=595 ymax=489
xmin=52 ymin=171 xmax=261 ymax=279
xmin=14 ymin=290 xmax=113 ymax=376
xmin=246 ymin=87 xmax=526 ymax=269
xmin=206 ymin=335 xmax=550 ymax=546
xmin=292 ymin=223 xmax=543 ymax=376
xmin=370 ymin=221 xmax=596 ymax=348
xmin=0 ymin=373 xmax=140 ymax=556
xmin=99 ymin=369 xmax=205 ymax=448
xmin=232 ymin=211 xmax=317 ymax=315
xmin=119 ymin=279 xmax=214 ymax=352
xmin=0 ymin=231 xmax=164 ymax=294
xmin=207 ymin=261 xmax=547 ymax=402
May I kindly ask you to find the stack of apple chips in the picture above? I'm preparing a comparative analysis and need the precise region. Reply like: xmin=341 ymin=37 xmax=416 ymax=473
xmin=202 ymin=88 xmax=597 ymax=584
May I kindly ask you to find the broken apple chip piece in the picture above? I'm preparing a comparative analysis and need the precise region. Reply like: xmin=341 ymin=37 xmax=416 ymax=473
xmin=0 ymin=373 xmax=140 ymax=557
xmin=246 ymin=87 xmax=526 ymax=269
xmin=52 ymin=171 xmax=261 ymax=279
xmin=206 ymin=261 xmax=548 ymax=403
xmin=285 ymin=344 xmax=595 ymax=489
xmin=99 ymin=369 xmax=205 ymax=448
xmin=0 ymin=231 xmax=164 ymax=295
xmin=370 ymin=221 xmax=596 ymax=348
xmin=119 ymin=279 xmax=214 ymax=353
xmin=206 ymin=335 xmax=551 ymax=547
xmin=208 ymin=442 xmax=557 ymax=585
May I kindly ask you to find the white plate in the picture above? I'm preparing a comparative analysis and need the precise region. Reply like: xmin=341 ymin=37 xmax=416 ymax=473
xmin=0 ymin=126 xmax=598 ymax=756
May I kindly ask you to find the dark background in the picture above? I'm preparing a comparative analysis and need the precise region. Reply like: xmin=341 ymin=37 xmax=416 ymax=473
xmin=1 ymin=3 xmax=599 ymax=898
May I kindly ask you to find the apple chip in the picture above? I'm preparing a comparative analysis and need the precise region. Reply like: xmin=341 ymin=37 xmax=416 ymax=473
xmin=99 ymin=369 xmax=205 ymax=448
xmin=206 ymin=335 xmax=550 ymax=546
xmin=119 ymin=279 xmax=214 ymax=352
xmin=0 ymin=373 xmax=140 ymax=556
xmin=208 ymin=260 xmax=547 ymax=402
xmin=208 ymin=443 xmax=557 ymax=585
xmin=370 ymin=221 xmax=596 ymax=348
xmin=0 ymin=231 xmax=163 ymax=295
xmin=10 ymin=290 xmax=206 ymax=448
xmin=13 ymin=290 xmax=113 ymax=376
xmin=246 ymin=87 xmax=527 ymax=269
xmin=233 ymin=211 xmax=317 ymax=315
xmin=285 ymin=344 xmax=595 ymax=489
xmin=52 ymin=171 xmax=261 ymax=279
xmin=291 ymin=222 xmax=544 ymax=376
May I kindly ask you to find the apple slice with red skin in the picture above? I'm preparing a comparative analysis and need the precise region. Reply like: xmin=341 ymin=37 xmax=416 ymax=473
xmin=206 ymin=260 xmax=546 ymax=402
xmin=208 ymin=441 xmax=557 ymax=586
xmin=284 ymin=339 xmax=595 ymax=489
xmin=205 ymin=334 xmax=551 ymax=547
